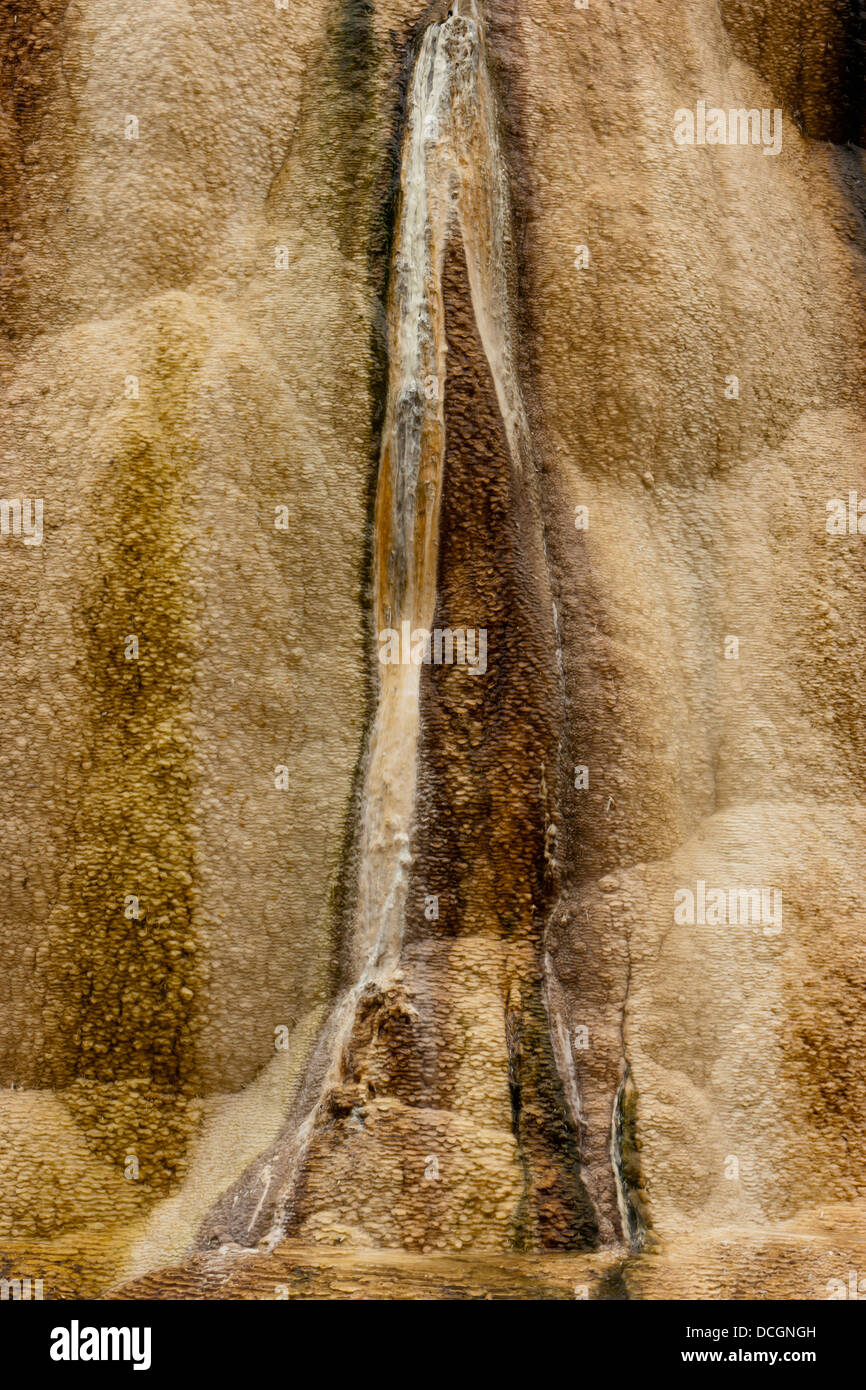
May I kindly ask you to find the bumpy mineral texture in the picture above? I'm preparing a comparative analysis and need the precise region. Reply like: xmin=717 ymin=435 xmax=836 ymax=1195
xmin=1 ymin=0 xmax=865 ymax=1301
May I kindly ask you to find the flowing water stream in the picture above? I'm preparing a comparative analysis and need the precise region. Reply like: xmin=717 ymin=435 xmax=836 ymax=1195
xmin=199 ymin=0 xmax=548 ymax=1249
xmin=356 ymin=0 xmax=532 ymax=976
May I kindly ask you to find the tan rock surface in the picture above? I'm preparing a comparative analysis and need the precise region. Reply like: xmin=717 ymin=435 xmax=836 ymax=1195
xmin=1 ymin=0 xmax=864 ymax=1300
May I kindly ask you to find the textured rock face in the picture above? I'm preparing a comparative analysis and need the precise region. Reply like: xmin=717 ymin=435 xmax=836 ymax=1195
xmin=1 ymin=0 xmax=865 ymax=1300
xmin=508 ymin=0 xmax=866 ymax=1249
xmin=1 ymin=0 xmax=374 ymax=1241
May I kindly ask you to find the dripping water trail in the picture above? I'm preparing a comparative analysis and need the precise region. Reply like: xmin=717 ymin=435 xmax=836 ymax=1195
xmin=197 ymin=0 xmax=588 ymax=1251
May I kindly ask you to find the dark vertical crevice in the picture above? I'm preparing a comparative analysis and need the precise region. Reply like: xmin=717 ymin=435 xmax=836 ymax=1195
xmin=406 ymin=222 xmax=598 ymax=1250
xmin=296 ymin=1 xmax=389 ymax=1004
xmin=612 ymin=1066 xmax=649 ymax=1251
xmin=0 ymin=0 xmax=74 ymax=346
xmin=485 ymin=0 xmax=634 ymax=1249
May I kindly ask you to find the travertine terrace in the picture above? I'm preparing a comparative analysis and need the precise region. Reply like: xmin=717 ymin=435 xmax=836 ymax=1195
xmin=1 ymin=0 xmax=864 ymax=1303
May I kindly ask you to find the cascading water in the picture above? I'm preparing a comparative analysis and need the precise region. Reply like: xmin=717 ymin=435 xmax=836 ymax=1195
xmin=196 ymin=0 xmax=584 ymax=1252
xmin=356 ymin=0 xmax=534 ymax=976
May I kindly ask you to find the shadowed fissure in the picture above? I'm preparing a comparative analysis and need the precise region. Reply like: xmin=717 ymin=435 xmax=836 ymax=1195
xmin=198 ymin=0 xmax=608 ymax=1255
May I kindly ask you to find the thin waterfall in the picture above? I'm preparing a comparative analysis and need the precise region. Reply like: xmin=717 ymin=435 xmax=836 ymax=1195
xmin=198 ymin=0 xmax=545 ymax=1250
xmin=356 ymin=0 xmax=533 ymax=975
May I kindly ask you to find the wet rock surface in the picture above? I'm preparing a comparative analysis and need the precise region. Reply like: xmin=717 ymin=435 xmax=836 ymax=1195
xmin=1 ymin=0 xmax=865 ymax=1300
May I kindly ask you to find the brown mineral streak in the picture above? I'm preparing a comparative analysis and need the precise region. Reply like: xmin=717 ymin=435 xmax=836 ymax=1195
xmin=0 ymin=0 xmax=865 ymax=1302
